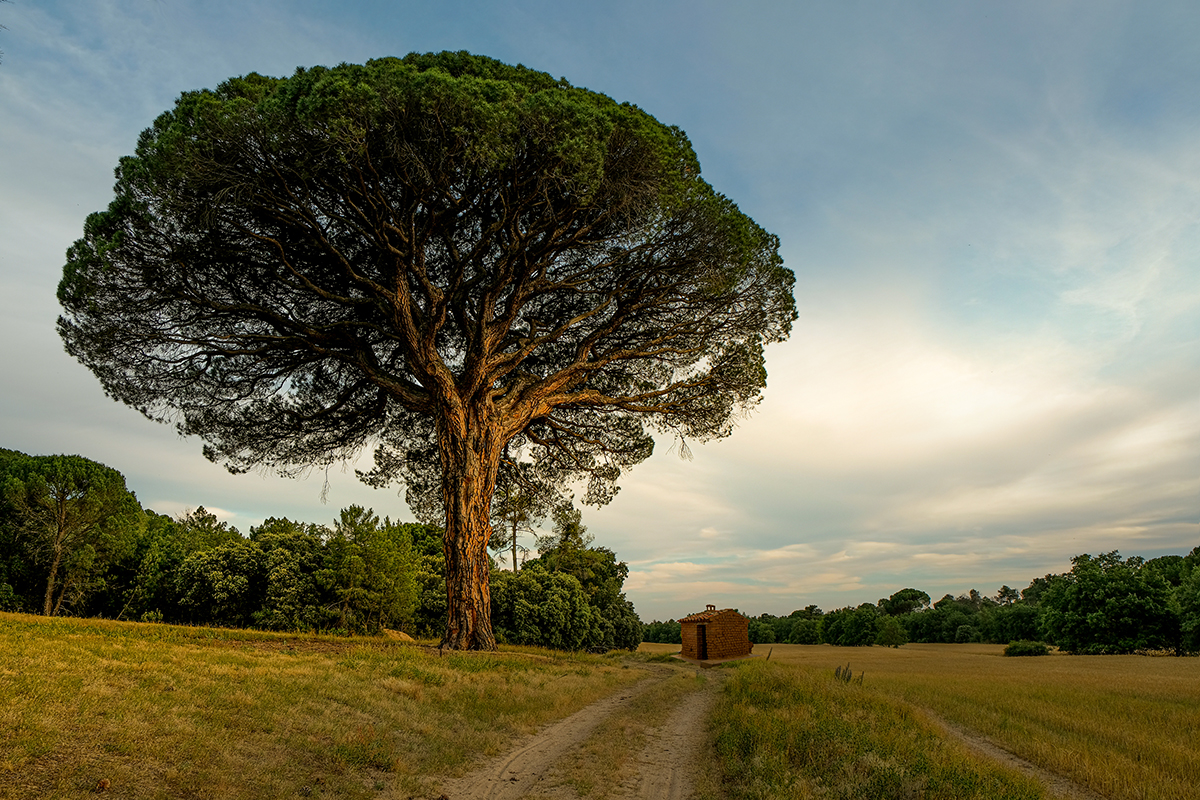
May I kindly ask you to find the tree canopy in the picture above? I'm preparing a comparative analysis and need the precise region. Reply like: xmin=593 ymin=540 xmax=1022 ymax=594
xmin=1 ymin=452 xmax=142 ymax=616
xmin=57 ymin=51 xmax=795 ymax=649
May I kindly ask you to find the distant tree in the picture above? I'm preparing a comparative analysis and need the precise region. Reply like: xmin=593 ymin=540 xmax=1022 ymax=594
xmin=1144 ymin=555 xmax=1188 ymax=588
xmin=995 ymin=585 xmax=1020 ymax=606
xmin=319 ymin=506 xmax=418 ymax=634
xmin=788 ymin=618 xmax=823 ymax=644
xmin=528 ymin=503 xmax=620 ymax=607
xmin=1021 ymin=575 xmax=1058 ymax=605
xmin=880 ymin=588 xmax=931 ymax=616
xmin=407 ymin=522 xmax=450 ymax=638
xmin=1040 ymin=552 xmax=1178 ymax=654
xmin=642 ymin=619 xmax=682 ymax=644
xmin=58 ymin=53 xmax=795 ymax=650
xmin=1184 ymin=545 xmax=1200 ymax=575
xmin=176 ymin=506 xmax=242 ymax=552
xmin=792 ymin=604 xmax=823 ymax=619
xmin=824 ymin=604 xmax=879 ymax=647
xmin=1175 ymin=567 xmax=1200 ymax=654
xmin=0 ymin=451 xmax=36 ymax=611
xmin=536 ymin=502 xmax=591 ymax=553
xmin=748 ymin=618 xmax=775 ymax=644
xmin=987 ymin=602 xmax=1040 ymax=644
xmin=875 ymin=615 xmax=907 ymax=647
xmin=251 ymin=517 xmax=331 ymax=631
xmin=1004 ymin=640 xmax=1050 ymax=657
xmin=523 ymin=504 xmax=641 ymax=651
xmin=490 ymin=569 xmax=596 ymax=651
xmin=114 ymin=510 xmax=189 ymax=622
xmin=2 ymin=454 xmax=142 ymax=616
xmin=954 ymin=623 xmax=980 ymax=643
xmin=488 ymin=453 xmax=559 ymax=572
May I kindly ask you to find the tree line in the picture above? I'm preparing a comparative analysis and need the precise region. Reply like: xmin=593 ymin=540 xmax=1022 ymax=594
xmin=0 ymin=448 xmax=641 ymax=651
xmin=644 ymin=548 xmax=1200 ymax=655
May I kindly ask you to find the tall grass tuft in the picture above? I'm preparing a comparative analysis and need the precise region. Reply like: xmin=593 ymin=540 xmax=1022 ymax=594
xmin=707 ymin=660 xmax=1047 ymax=800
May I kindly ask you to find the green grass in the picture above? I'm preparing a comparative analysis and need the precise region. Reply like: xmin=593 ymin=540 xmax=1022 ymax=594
xmin=0 ymin=612 xmax=645 ymax=799
xmin=703 ymin=659 xmax=1048 ymax=800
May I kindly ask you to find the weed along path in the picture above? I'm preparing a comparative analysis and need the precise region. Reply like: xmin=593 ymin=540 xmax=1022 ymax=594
xmin=434 ymin=663 xmax=719 ymax=800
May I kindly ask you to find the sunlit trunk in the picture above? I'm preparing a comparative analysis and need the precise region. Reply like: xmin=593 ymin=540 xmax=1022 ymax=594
xmin=437 ymin=406 xmax=502 ymax=651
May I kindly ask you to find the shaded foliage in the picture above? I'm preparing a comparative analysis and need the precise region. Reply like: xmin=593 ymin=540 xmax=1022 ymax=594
xmin=1 ymin=452 xmax=142 ymax=616
xmin=642 ymin=618 xmax=683 ymax=644
xmin=1039 ymin=552 xmax=1179 ymax=655
xmin=508 ymin=503 xmax=642 ymax=651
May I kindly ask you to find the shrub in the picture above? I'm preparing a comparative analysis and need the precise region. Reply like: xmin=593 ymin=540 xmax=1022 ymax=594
xmin=1004 ymin=640 xmax=1050 ymax=657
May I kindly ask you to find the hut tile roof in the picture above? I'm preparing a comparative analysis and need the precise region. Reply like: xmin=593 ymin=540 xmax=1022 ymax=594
xmin=678 ymin=606 xmax=740 ymax=622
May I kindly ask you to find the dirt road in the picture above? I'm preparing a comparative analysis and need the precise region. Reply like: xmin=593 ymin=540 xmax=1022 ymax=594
xmin=435 ymin=664 xmax=717 ymax=800
xmin=433 ymin=660 xmax=1105 ymax=800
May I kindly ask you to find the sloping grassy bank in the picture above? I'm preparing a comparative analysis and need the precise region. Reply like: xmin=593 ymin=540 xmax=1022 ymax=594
xmin=703 ymin=659 xmax=1047 ymax=800
xmin=0 ymin=612 xmax=645 ymax=799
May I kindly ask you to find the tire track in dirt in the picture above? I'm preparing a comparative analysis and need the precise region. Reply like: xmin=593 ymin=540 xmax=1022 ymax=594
xmin=923 ymin=711 xmax=1108 ymax=800
xmin=615 ymin=673 xmax=720 ymax=800
xmin=436 ymin=670 xmax=669 ymax=800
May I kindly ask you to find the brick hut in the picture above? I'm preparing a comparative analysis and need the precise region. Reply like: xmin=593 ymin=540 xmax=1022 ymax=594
xmin=679 ymin=605 xmax=752 ymax=661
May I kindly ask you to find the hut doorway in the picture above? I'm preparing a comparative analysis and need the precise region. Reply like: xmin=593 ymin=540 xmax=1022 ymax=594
xmin=697 ymin=624 xmax=708 ymax=660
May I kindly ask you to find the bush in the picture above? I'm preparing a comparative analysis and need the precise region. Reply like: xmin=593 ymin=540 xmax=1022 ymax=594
xmin=1004 ymin=640 xmax=1050 ymax=657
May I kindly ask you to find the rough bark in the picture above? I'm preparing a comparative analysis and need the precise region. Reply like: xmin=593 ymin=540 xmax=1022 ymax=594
xmin=438 ymin=407 xmax=503 ymax=650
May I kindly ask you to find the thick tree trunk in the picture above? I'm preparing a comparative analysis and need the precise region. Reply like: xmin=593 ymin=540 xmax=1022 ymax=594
xmin=438 ymin=408 xmax=503 ymax=651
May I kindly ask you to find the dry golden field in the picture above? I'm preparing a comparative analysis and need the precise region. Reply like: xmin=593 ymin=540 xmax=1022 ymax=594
xmin=0 ymin=612 xmax=646 ymax=799
xmin=641 ymin=641 xmax=1200 ymax=800
xmin=5 ymin=616 xmax=1195 ymax=800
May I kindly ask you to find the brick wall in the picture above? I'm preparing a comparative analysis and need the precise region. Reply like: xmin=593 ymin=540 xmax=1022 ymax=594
xmin=706 ymin=612 xmax=751 ymax=659
xmin=680 ymin=611 xmax=751 ymax=660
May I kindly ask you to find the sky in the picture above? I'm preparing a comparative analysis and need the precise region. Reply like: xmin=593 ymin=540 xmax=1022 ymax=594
xmin=2 ymin=1 xmax=1199 ymax=622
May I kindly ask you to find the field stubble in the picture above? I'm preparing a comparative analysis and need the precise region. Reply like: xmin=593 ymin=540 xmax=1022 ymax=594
xmin=639 ymin=642 xmax=1199 ymax=800
xmin=0 ymin=612 xmax=646 ymax=799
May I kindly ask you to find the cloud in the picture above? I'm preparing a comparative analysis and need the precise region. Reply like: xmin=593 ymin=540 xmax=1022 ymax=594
xmin=4 ymin=1 xmax=1200 ymax=623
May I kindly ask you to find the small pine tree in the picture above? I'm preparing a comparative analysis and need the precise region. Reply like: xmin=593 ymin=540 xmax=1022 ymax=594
xmin=875 ymin=615 xmax=908 ymax=648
